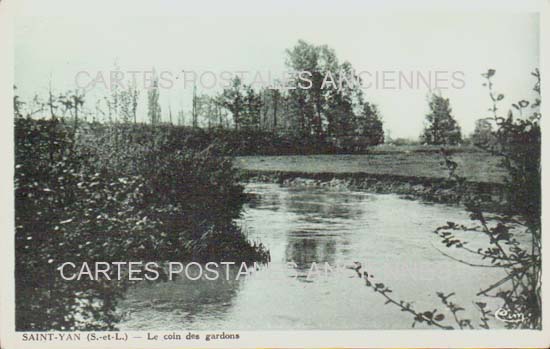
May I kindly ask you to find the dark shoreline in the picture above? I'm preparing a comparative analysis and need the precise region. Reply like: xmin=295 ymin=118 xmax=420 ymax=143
xmin=239 ymin=169 xmax=506 ymax=207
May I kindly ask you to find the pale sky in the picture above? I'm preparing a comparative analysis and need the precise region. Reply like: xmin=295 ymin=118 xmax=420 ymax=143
xmin=14 ymin=14 xmax=539 ymax=139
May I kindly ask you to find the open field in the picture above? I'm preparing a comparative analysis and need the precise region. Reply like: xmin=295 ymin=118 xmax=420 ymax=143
xmin=234 ymin=146 xmax=507 ymax=184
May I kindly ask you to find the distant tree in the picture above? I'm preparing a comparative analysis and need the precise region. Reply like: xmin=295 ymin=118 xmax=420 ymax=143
xmin=105 ymin=81 xmax=121 ymax=123
xmin=191 ymin=83 xmax=198 ymax=128
xmin=357 ymin=102 xmax=384 ymax=145
xmin=220 ymin=77 xmax=245 ymax=130
xmin=260 ymin=88 xmax=282 ymax=130
xmin=119 ymin=83 xmax=140 ymax=124
xmin=147 ymin=79 xmax=162 ymax=125
xmin=241 ymin=86 xmax=262 ymax=129
xmin=13 ymin=87 xmax=45 ymax=119
xmin=58 ymin=91 xmax=84 ymax=130
xmin=177 ymin=109 xmax=185 ymax=126
xmin=13 ymin=86 xmax=24 ymax=118
xmin=421 ymin=94 xmax=462 ymax=145
xmin=47 ymin=80 xmax=58 ymax=119
xmin=13 ymin=92 xmax=25 ymax=118
xmin=471 ymin=118 xmax=494 ymax=146
xmin=212 ymin=95 xmax=229 ymax=127
xmin=219 ymin=77 xmax=263 ymax=130
xmin=193 ymin=94 xmax=225 ymax=129
xmin=384 ymin=128 xmax=393 ymax=144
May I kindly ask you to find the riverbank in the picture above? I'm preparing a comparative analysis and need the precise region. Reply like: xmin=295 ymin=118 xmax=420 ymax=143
xmin=239 ymin=170 xmax=505 ymax=207
xmin=234 ymin=150 xmax=507 ymax=207
xmin=235 ymin=150 xmax=506 ymax=184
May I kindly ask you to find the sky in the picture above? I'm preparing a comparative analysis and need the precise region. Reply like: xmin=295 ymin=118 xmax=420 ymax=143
xmin=14 ymin=13 xmax=539 ymax=139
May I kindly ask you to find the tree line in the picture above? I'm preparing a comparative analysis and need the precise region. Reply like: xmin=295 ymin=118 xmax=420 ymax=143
xmin=174 ymin=40 xmax=386 ymax=149
xmin=15 ymin=40 xmax=499 ymax=152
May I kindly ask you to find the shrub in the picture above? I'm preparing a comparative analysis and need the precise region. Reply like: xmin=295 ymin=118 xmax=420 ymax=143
xmin=15 ymin=115 xmax=269 ymax=331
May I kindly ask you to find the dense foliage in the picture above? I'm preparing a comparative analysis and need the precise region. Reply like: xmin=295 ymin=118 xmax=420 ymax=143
xmin=15 ymin=113 xmax=269 ymax=331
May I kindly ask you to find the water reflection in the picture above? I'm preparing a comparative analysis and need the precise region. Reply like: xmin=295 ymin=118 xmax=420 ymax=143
xmin=283 ymin=187 xmax=368 ymax=220
xmin=285 ymin=235 xmax=337 ymax=271
xmin=280 ymin=186 xmax=369 ymax=271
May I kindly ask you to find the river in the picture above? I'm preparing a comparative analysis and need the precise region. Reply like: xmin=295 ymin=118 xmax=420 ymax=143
xmin=117 ymin=182 xmax=506 ymax=330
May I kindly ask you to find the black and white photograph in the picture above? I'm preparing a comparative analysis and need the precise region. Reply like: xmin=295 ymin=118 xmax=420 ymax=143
xmin=1 ymin=0 xmax=549 ymax=348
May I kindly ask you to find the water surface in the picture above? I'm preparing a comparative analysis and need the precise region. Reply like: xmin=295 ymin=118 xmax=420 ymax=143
xmin=118 ymin=182 xmax=505 ymax=330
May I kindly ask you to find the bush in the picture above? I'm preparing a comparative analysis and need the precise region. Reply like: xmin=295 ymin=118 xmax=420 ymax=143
xmin=15 ymin=117 xmax=269 ymax=331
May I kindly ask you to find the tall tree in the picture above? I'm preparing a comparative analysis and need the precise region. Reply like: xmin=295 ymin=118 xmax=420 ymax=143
xmin=421 ymin=94 xmax=462 ymax=145
xmin=285 ymin=40 xmax=329 ymax=137
xmin=357 ymin=102 xmax=384 ymax=146
xmin=220 ymin=77 xmax=244 ymax=130
xmin=241 ymin=86 xmax=262 ymax=129
xmin=263 ymin=88 xmax=282 ymax=130
xmin=192 ymin=83 xmax=198 ymax=128
xmin=285 ymin=40 xmax=364 ymax=139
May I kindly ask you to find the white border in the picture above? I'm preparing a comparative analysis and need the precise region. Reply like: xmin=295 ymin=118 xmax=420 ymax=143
xmin=1 ymin=0 xmax=549 ymax=348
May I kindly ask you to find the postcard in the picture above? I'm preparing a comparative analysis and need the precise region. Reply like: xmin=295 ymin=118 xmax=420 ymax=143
xmin=1 ymin=0 xmax=548 ymax=348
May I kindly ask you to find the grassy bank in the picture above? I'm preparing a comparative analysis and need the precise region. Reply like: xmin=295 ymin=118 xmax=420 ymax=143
xmin=235 ymin=146 xmax=506 ymax=184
